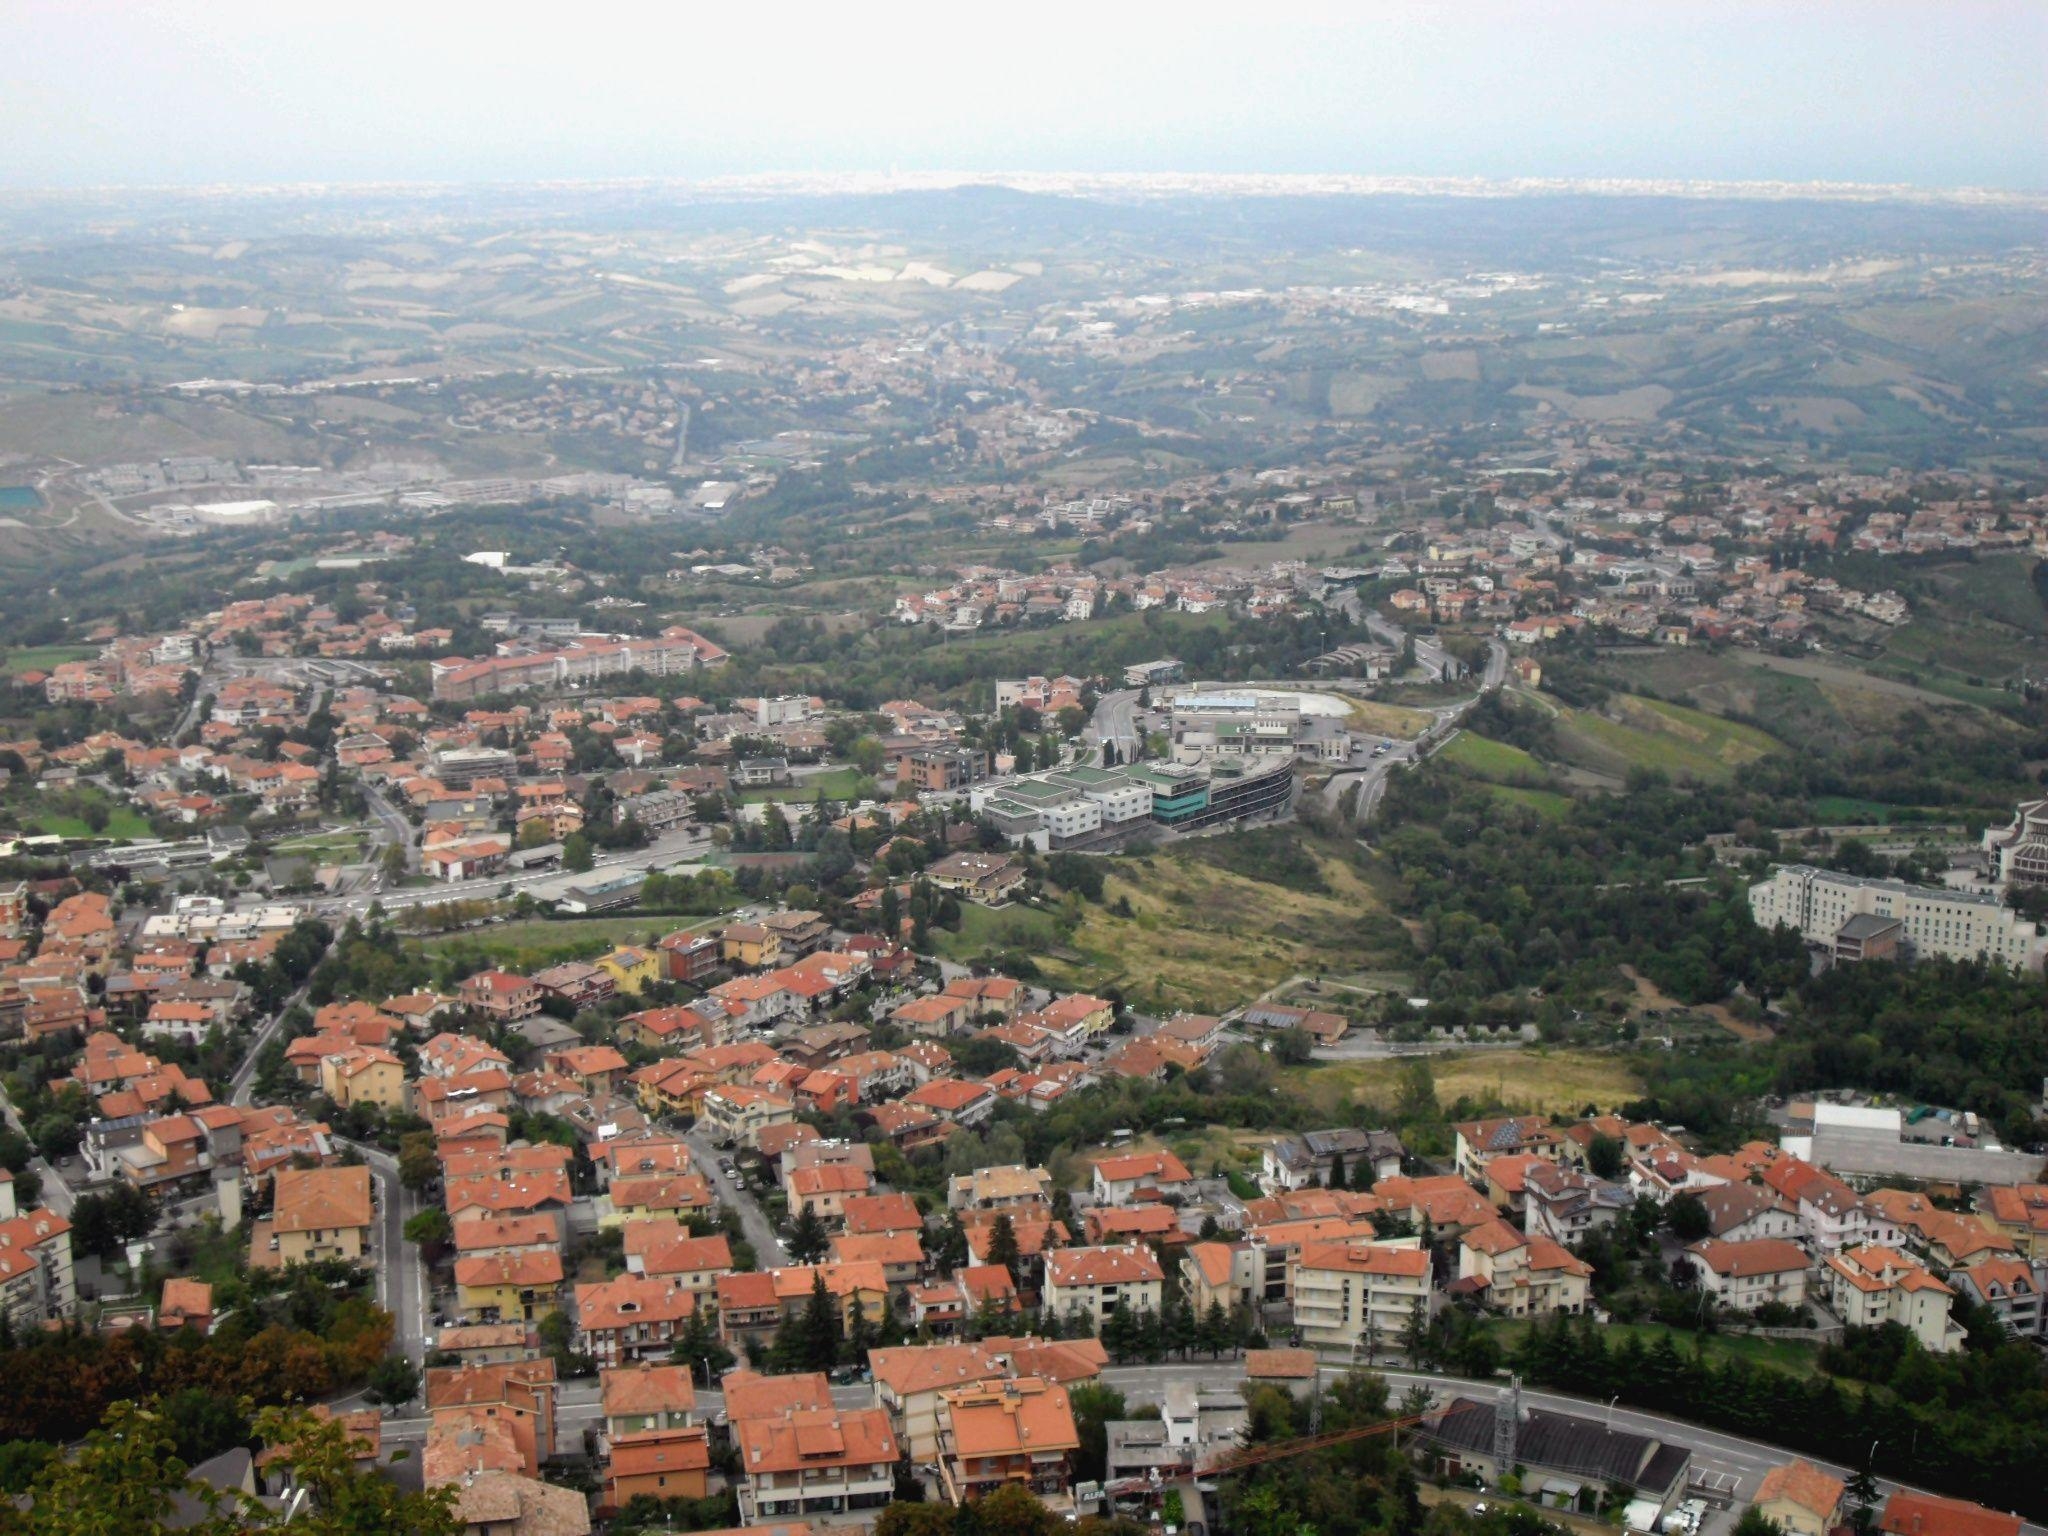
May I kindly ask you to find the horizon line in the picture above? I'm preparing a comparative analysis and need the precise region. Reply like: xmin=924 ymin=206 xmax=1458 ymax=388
xmin=1 ymin=169 xmax=2043 ymax=210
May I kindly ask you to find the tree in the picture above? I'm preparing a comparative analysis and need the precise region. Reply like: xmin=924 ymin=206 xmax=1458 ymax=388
xmin=1845 ymin=1465 xmax=1880 ymax=1532
xmin=70 ymin=1184 xmax=156 ymax=1261
xmin=563 ymin=833 xmax=594 ymax=872
xmin=1586 ymin=1133 xmax=1626 ymax=1181
xmin=1733 ymin=1509 xmax=1786 ymax=1536
xmin=670 ymin=1307 xmax=736 ymax=1383
xmin=366 ymin=1353 xmax=421 ymax=1407
xmin=787 ymin=1202 xmax=829 ymax=1264
xmin=1326 ymin=1150 xmax=1347 ymax=1189
xmin=396 ymin=1132 xmax=440 ymax=1194
xmin=251 ymin=1404 xmax=459 ymax=1533
xmin=403 ymin=1207 xmax=452 ymax=1257
xmin=1067 ymin=1382 xmax=1128 ymax=1484
xmin=985 ymin=1213 xmax=1021 ymax=1282
xmin=1663 ymin=1192 xmax=1711 ymax=1242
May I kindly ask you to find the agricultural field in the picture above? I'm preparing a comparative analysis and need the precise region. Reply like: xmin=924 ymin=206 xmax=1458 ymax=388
xmin=1031 ymin=840 xmax=1413 ymax=1015
xmin=1280 ymin=1047 xmax=1644 ymax=1119
xmin=1547 ymin=692 xmax=1781 ymax=783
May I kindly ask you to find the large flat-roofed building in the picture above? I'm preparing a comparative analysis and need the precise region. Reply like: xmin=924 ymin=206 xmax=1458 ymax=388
xmin=1749 ymin=864 xmax=2047 ymax=971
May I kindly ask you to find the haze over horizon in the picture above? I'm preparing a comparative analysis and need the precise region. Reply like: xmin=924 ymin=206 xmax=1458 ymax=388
xmin=6 ymin=0 xmax=2043 ymax=195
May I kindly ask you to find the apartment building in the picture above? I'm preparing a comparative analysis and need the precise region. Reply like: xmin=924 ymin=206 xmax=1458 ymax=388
xmin=936 ymin=1378 xmax=1080 ymax=1508
xmin=1686 ymin=1237 xmax=1810 ymax=1311
xmin=735 ymin=1407 xmax=898 ymax=1524
xmin=1291 ymin=1241 xmax=1433 ymax=1351
xmin=1043 ymin=1246 xmax=1165 ymax=1325
xmin=1822 ymin=1246 xmax=1961 ymax=1353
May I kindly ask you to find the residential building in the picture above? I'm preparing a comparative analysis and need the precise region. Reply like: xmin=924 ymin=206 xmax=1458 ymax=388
xmin=259 ymin=1164 xmax=372 ymax=1268
xmin=1091 ymin=1150 xmax=1194 ymax=1206
xmin=1686 ymin=1237 xmax=1810 ymax=1311
xmin=1822 ymin=1246 xmax=1962 ymax=1353
xmin=1455 ymin=1220 xmax=1594 ymax=1318
xmin=1043 ymin=1246 xmax=1165 ymax=1325
xmin=1291 ymin=1240 xmax=1432 ymax=1351
xmin=1879 ymin=1491 xmax=2022 ymax=1536
xmin=1948 ymin=1257 xmax=2045 ymax=1339
xmin=1754 ymin=1461 xmax=1846 ymax=1536
xmin=734 ymin=1407 xmax=898 ymax=1525
xmin=576 ymin=1275 xmax=702 ymax=1368
xmin=935 ymin=1378 xmax=1079 ymax=1507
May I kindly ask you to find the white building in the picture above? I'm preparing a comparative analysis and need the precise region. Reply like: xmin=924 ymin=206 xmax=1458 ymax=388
xmin=1749 ymin=863 xmax=2047 ymax=970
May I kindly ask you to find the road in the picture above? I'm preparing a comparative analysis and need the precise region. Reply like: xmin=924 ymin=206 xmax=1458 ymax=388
xmin=1308 ymin=629 xmax=1507 ymax=827
xmin=680 ymin=1123 xmax=789 ymax=1267
xmin=343 ymin=1138 xmax=428 ymax=1365
xmin=319 ymin=827 xmax=712 ymax=918
xmin=0 ymin=1083 xmax=76 ymax=1218
xmin=361 ymin=780 xmax=415 ymax=877
xmin=1086 ymin=688 xmax=1144 ymax=762
xmin=229 ymin=984 xmax=310 ymax=1108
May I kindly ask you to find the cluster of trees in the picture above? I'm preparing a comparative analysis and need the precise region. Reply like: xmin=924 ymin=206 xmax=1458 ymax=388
xmin=1506 ymin=1311 xmax=2048 ymax=1519
xmin=0 ymin=1400 xmax=458 ymax=1534
xmin=1377 ymin=764 xmax=1811 ymax=1009
xmin=0 ymin=1274 xmax=393 ymax=1445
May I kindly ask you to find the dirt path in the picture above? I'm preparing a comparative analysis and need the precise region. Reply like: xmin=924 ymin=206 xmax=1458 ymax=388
xmin=1619 ymin=964 xmax=1772 ymax=1042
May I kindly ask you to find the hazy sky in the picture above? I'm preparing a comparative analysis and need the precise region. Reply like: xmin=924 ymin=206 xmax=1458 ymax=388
xmin=5 ymin=1 xmax=2043 ymax=191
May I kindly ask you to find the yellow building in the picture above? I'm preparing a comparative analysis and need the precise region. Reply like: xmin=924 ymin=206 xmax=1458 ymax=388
xmin=454 ymin=1251 xmax=566 ymax=1323
xmin=264 ymin=1165 xmax=372 ymax=1268
xmin=718 ymin=923 xmax=782 ymax=971
xmin=596 ymin=946 xmax=662 ymax=997
xmin=319 ymin=1046 xmax=406 ymax=1110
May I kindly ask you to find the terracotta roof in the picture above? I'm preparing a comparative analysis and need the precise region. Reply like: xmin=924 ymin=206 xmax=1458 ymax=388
xmin=1688 ymin=1237 xmax=1810 ymax=1277
xmin=270 ymin=1164 xmax=372 ymax=1233
xmin=1879 ymin=1491 xmax=2022 ymax=1536
xmin=1756 ymin=1460 xmax=1845 ymax=1520
xmin=602 ymin=1363 xmax=697 ymax=1418
xmin=1046 ymin=1244 xmax=1164 ymax=1288
xmin=736 ymin=1406 xmax=897 ymax=1474
xmin=1245 ymin=1347 xmax=1318 ymax=1379
xmin=721 ymin=1370 xmax=833 ymax=1422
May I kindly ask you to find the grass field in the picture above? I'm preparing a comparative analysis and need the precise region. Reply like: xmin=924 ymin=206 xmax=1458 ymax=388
xmin=932 ymin=904 xmax=1061 ymax=963
xmin=1345 ymin=700 xmax=1434 ymax=740
xmin=8 ymin=802 xmax=154 ymax=840
xmin=1030 ymin=841 xmax=1414 ymax=1015
xmin=1484 ymin=783 xmax=1575 ymax=820
xmin=0 ymin=644 xmax=95 ymax=677
xmin=739 ymin=767 xmax=870 ymax=804
xmin=1486 ymin=1317 xmax=1822 ymax=1377
xmin=1548 ymin=692 xmax=1780 ymax=783
xmin=1443 ymin=733 xmax=1551 ymax=785
xmin=1280 ymin=1048 xmax=1643 ymax=1118
xmin=422 ymin=913 xmax=720 ymax=970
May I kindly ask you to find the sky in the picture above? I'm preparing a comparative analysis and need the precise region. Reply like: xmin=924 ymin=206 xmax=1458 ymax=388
xmin=4 ymin=0 xmax=2043 ymax=192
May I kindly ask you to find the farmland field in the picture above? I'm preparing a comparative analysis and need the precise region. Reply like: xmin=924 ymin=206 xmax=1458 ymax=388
xmin=1033 ymin=841 xmax=1413 ymax=1015
xmin=1280 ymin=1048 xmax=1643 ymax=1118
